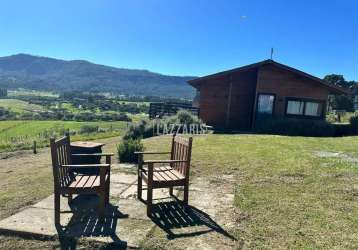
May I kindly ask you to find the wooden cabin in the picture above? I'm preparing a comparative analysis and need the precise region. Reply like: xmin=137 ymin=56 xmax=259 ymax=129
xmin=188 ymin=60 xmax=348 ymax=130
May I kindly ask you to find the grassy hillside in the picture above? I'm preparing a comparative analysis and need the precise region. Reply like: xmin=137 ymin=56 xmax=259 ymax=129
xmin=0 ymin=54 xmax=196 ymax=98
xmin=0 ymin=120 xmax=128 ymax=152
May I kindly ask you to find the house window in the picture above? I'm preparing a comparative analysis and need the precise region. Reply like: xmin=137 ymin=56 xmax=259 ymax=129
xmin=305 ymin=102 xmax=320 ymax=116
xmin=286 ymin=98 xmax=324 ymax=117
xmin=257 ymin=94 xmax=275 ymax=114
xmin=287 ymin=100 xmax=304 ymax=115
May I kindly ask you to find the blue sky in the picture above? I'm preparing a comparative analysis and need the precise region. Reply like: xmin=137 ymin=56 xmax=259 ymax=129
xmin=0 ymin=0 xmax=357 ymax=79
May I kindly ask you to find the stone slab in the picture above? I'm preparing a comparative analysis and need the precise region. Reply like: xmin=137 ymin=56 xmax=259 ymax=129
xmin=109 ymin=182 xmax=132 ymax=197
xmin=115 ymin=199 xmax=151 ymax=221
xmin=33 ymin=194 xmax=102 ymax=212
xmin=0 ymin=207 xmax=72 ymax=237
xmin=110 ymin=173 xmax=137 ymax=184
xmin=119 ymin=185 xmax=177 ymax=200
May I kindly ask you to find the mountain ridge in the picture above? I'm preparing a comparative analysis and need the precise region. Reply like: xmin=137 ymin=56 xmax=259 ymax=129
xmin=0 ymin=54 xmax=196 ymax=98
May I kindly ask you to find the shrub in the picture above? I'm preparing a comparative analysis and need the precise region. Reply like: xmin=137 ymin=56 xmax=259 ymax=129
xmin=74 ymin=111 xmax=97 ymax=121
xmin=350 ymin=115 xmax=358 ymax=134
xmin=326 ymin=112 xmax=337 ymax=123
xmin=117 ymin=139 xmax=144 ymax=163
xmin=123 ymin=119 xmax=154 ymax=140
xmin=123 ymin=110 xmax=206 ymax=140
xmin=255 ymin=116 xmax=336 ymax=137
xmin=334 ymin=124 xmax=352 ymax=136
xmin=79 ymin=124 xmax=99 ymax=134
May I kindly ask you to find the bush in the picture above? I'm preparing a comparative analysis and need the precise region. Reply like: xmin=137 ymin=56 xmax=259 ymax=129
xmin=334 ymin=124 xmax=352 ymax=136
xmin=123 ymin=110 xmax=206 ymax=140
xmin=74 ymin=111 xmax=97 ymax=121
xmin=123 ymin=119 xmax=154 ymax=140
xmin=255 ymin=116 xmax=336 ymax=137
xmin=117 ymin=139 xmax=144 ymax=163
xmin=79 ymin=124 xmax=99 ymax=134
xmin=350 ymin=115 xmax=358 ymax=133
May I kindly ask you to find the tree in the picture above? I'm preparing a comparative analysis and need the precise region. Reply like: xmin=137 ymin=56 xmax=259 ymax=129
xmin=329 ymin=95 xmax=354 ymax=112
xmin=0 ymin=88 xmax=7 ymax=97
xmin=324 ymin=74 xmax=358 ymax=89
xmin=324 ymin=74 xmax=357 ymax=111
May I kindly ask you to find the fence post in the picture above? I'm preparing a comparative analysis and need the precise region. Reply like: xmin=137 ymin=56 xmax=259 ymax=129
xmin=33 ymin=141 xmax=37 ymax=154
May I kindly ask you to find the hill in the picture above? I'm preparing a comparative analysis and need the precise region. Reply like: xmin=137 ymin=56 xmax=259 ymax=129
xmin=0 ymin=54 xmax=196 ymax=99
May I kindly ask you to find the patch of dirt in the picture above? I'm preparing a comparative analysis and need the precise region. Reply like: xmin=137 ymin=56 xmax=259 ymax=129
xmin=315 ymin=151 xmax=358 ymax=163
xmin=254 ymin=173 xmax=306 ymax=185
xmin=279 ymin=172 xmax=306 ymax=184
xmin=343 ymin=187 xmax=358 ymax=197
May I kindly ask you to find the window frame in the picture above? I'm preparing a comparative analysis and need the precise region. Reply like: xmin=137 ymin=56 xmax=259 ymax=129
xmin=256 ymin=93 xmax=276 ymax=115
xmin=285 ymin=97 xmax=325 ymax=119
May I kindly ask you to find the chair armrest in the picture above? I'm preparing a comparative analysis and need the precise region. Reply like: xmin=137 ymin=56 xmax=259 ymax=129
xmin=62 ymin=164 xmax=110 ymax=169
xmin=71 ymin=153 xmax=114 ymax=157
xmin=134 ymin=151 xmax=171 ymax=155
xmin=142 ymin=160 xmax=187 ymax=164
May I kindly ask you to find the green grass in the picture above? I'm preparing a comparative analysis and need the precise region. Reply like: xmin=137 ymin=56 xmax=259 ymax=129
xmin=0 ymin=99 xmax=44 ymax=113
xmin=0 ymin=120 xmax=129 ymax=152
xmin=142 ymin=134 xmax=358 ymax=249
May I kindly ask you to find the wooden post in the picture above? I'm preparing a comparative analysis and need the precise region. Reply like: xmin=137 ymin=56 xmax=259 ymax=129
xmin=33 ymin=141 xmax=37 ymax=154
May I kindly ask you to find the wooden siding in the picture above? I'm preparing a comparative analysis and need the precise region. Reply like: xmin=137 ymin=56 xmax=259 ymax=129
xmin=227 ymin=69 xmax=257 ymax=129
xmin=254 ymin=64 xmax=330 ymax=123
xmin=198 ymin=69 xmax=257 ymax=129
xmin=198 ymin=76 xmax=230 ymax=128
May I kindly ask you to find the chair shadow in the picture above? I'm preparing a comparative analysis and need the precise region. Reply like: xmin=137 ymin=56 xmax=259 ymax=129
xmin=56 ymin=195 xmax=128 ymax=249
xmin=149 ymin=200 xmax=236 ymax=240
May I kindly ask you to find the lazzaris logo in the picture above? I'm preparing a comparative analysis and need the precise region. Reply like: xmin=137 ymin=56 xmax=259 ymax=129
xmin=152 ymin=120 xmax=208 ymax=136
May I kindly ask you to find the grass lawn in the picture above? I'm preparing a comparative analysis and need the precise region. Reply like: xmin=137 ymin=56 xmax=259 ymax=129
xmin=0 ymin=120 xmax=128 ymax=152
xmin=140 ymin=134 xmax=358 ymax=249
xmin=1 ymin=134 xmax=358 ymax=249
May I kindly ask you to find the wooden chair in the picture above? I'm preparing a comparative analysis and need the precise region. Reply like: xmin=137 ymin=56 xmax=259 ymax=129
xmin=50 ymin=135 xmax=113 ymax=225
xmin=136 ymin=134 xmax=193 ymax=216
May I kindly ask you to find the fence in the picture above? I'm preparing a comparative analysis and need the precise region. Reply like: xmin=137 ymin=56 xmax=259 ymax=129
xmin=149 ymin=102 xmax=199 ymax=119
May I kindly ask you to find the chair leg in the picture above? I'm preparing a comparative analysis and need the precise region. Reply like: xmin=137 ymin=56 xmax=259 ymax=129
xmin=147 ymin=186 xmax=153 ymax=216
xmin=183 ymin=184 xmax=189 ymax=206
xmin=105 ymin=180 xmax=110 ymax=205
xmin=68 ymin=193 xmax=72 ymax=204
xmin=169 ymin=187 xmax=174 ymax=196
xmin=98 ymin=191 xmax=106 ymax=222
xmin=54 ymin=191 xmax=61 ymax=226
xmin=137 ymin=172 xmax=142 ymax=200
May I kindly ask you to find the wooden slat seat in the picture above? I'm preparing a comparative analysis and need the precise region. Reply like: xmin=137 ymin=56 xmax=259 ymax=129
xmin=67 ymin=174 xmax=109 ymax=189
xmin=142 ymin=166 xmax=185 ymax=183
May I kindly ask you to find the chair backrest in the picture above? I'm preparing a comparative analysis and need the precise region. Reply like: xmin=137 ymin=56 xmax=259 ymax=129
xmin=170 ymin=134 xmax=193 ymax=178
xmin=50 ymin=135 xmax=73 ymax=189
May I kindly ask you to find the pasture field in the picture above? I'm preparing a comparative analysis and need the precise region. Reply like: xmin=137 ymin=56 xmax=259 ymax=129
xmin=0 ymin=120 xmax=129 ymax=152
xmin=0 ymin=99 xmax=44 ymax=113
xmin=7 ymin=89 xmax=59 ymax=98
